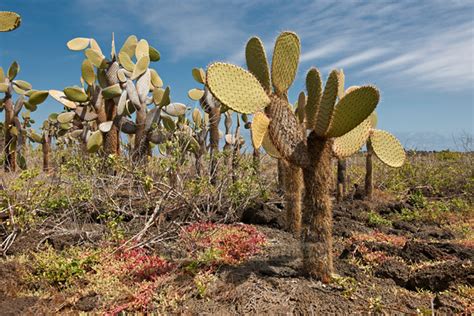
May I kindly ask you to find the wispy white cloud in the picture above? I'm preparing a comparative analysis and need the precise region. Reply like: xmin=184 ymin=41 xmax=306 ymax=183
xmin=323 ymin=48 xmax=389 ymax=72
xmin=300 ymin=39 xmax=348 ymax=62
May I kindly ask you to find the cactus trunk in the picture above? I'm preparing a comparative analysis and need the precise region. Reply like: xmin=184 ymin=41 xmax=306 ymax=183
xmin=208 ymin=106 xmax=220 ymax=185
xmin=365 ymin=140 xmax=373 ymax=200
xmin=104 ymin=99 xmax=120 ymax=156
xmin=277 ymin=159 xmax=285 ymax=194
xmin=336 ymin=159 xmax=347 ymax=202
xmin=302 ymin=133 xmax=334 ymax=282
xmin=3 ymin=95 xmax=16 ymax=172
xmin=42 ymin=133 xmax=51 ymax=172
xmin=133 ymin=107 xmax=148 ymax=163
xmin=282 ymin=160 xmax=303 ymax=237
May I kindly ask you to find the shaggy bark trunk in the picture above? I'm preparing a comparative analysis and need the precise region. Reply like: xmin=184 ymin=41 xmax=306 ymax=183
xmin=365 ymin=140 xmax=373 ymax=200
xmin=277 ymin=159 xmax=285 ymax=194
xmin=4 ymin=95 xmax=16 ymax=172
xmin=302 ymin=133 xmax=334 ymax=282
xmin=209 ymin=106 xmax=220 ymax=185
xmin=282 ymin=160 xmax=303 ymax=237
xmin=103 ymin=99 xmax=120 ymax=156
xmin=133 ymin=107 xmax=148 ymax=163
xmin=336 ymin=159 xmax=347 ymax=202
xmin=252 ymin=148 xmax=260 ymax=174
xmin=42 ymin=133 xmax=50 ymax=172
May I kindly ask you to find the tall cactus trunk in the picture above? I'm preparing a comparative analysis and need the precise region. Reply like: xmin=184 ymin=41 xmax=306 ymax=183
xmin=133 ymin=107 xmax=148 ymax=163
xmin=336 ymin=159 xmax=347 ymax=202
xmin=3 ymin=95 xmax=16 ymax=172
xmin=252 ymin=148 xmax=260 ymax=174
xmin=42 ymin=133 xmax=51 ymax=172
xmin=283 ymin=160 xmax=303 ymax=237
xmin=365 ymin=140 xmax=374 ymax=200
xmin=209 ymin=106 xmax=220 ymax=185
xmin=103 ymin=99 xmax=120 ymax=156
xmin=277 ymin=159 xmax=285 ymax=194
xmin=302 ymin=133 xmax=334 ymax=283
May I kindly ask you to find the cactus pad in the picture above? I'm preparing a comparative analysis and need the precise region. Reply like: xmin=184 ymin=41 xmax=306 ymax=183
xmin=296 ymin=91 xmax=306 ymax=124
xmin=118 ymin=51 xmax=135 ymax=72
xmin=326 ymin=86 xmax=379 ymax=138
xmin=66 ymin=37 xmax=90 ymax=51
xmin=305 ymin=67 xmax=322 ymax=129
xmin=314 ymin=70 xmax=340 ymax=136
xmin=81 ymin=59 xmax=95 ymax=85
xmin=192 ymin=108 xmax=202 ymax=128
xmin=13 ymin=80 xmax=32 ymax=91
xmin=163 ymin=103 xmax=187 ymax=117
xmin=102 ymin=84 xmax=122 ymax=99
xmin=265 ymin=95 xmax=309 ymax=167
xmin=29 ymin=91 xmax=49 ymax=106
xmin=64 ymin=87 xmax=88 ymax=103
xmin=337 ymin=69 xmax=345 ymax=100
xmin=206 ymin=62 xmax=270 ymax=114
xmin=57 ymin=112 xmax=76 ymax=124
xmin=8 ymin=61 xmax=19 ymax=80
xmin=135 ymin=39 xmax=149 ymax=59
xmin=131 ymin=56 xmax=150 ymax=80
xmin=188 ymin=88 xmax=205 ymax=101
xmin=332 ymin=118 xmax=371 ymax=158
xmin=85 ymin=48 xmax=107 ymax=69
xmin=49 ymin=90 xmax=77 ymax=109
xmin=149 ymin=46 xmax=161 ymax=62
xmin=261 ymin=133 xmax=282 ymax=158
xmin=370 ymin=129 xmax=405 ymax=168
xmin=99 ymin=121 xmax=113 ymax=133
xmin=0 ymin=11 xmax=21 ymax=32
xmin=245 ymin=37 xmax=271 ymax=92
xmin=150 ymin=69 xmax=163 ymax=88
xmin=192 ymin=68 xmax=206 ymax=84
xmin=251 ymin=112 xmax=270 ymax=149
xmin=369 ymin=111 xmax=378 ymax=128
xmin=271 ymin=32 xmax=300 ymax=95
xmin=87 ymin=130 xmax=103 ymax=153
xmin=120 ymin=35 xmax=138 ymax=57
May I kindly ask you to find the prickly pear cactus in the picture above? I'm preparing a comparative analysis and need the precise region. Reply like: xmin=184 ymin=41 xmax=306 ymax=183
xmin=1 ymin=62 xmax=48 ymax=171
xmin=0 ymin=11 xmax=21 ymax=32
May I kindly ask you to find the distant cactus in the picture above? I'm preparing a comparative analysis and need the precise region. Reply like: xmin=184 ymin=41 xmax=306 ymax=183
xmin=0 ymin=11 xmax=21 ymax=32
xmin=1 ymin=62 xmax=48 ymax=171
xmin=205 ymin=32 xmax=378 ymax=282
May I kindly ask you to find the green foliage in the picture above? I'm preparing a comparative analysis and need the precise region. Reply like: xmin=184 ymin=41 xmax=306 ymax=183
xmin=366 ymin=211 xmax=392 ymax=227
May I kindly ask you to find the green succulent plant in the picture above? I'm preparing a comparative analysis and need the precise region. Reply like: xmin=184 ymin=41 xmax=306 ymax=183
xmin=51 ymin=35 xmax=180 ymax=163
xmin=0 ymin=62 xmax=48 ymax=171
xmin=205 ymin=31 xmax=379 ymax=282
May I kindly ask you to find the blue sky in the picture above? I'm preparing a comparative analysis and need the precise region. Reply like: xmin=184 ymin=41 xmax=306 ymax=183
xmin=1 ymin=0 xmax=473 ymax=150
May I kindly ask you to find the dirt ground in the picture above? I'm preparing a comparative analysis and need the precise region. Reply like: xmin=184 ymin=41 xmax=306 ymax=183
xmin=0 ymin=195 xmax=472 ymax=315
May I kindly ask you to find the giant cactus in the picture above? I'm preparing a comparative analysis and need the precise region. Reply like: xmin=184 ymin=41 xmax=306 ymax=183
xmin=205 ymin=32 xmax=378 ymax=281
xmin=1 ymin=62 xmax=48 ymax=171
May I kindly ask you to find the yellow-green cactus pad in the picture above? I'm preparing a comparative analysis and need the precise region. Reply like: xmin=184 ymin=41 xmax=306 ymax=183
xmin=13 ymin=80 xmax=32 ymax=91
xmin=337 ymin=69 xmax=345 ymax=100
xmin=207 ymin=62 xmax=270 ymax=114
xmin=66 ymin=37 xmax=90 ymax=51
xmin=153 ymin=88 xmax=164 ymax=105
xmin=192 ymin=108 xmax=202 ymax=128
xmin=345 ymin=85 xmax=359 ymax=94
xmin=118 ymin=51 xmax=135 ymax=72
xmin=90 ymin=38 xmax=103 ymax=55
xmin=85 ymin=48 xmax=107 ymax=69
xmin=81 ymin=59 xmax=95 ymax=85
xmin=150 ymin=69 xmax=163 ymax=88
xmin=29 ymin=131 xmax=43 ymax=143
xmin=296 ymin=91 xmax=306 ymax=124
xmin=332 ymin=118 xmax=371 ymax=158
xmin=326 ymin=86 xmax=380 ymax=138
xmin=246 ymin=37 xmax=271 ymax=92
xmin=120 ymin=35 xmax=138 ymax=57
xmin=12 ymin=84 xmax=26 ymax=95
xmin=131 ymin=56 xmax=150 ymax=80
xmin=24 ymin=101 xmax=37 ymax=111
xmin=251 ymin=112 xmax=270 ymax=149
xmin=370 ymin=129 xmax=405 ymax=168
xmin=0 ymin=83 xmax=8 ymax=93
xmin=135 ymin=39 xmax=149 ymax=59
xmin=29 ymin=90 xmax=49 ymax=106
xmin=192 ymin=68 xmax=206 ymax=84
xmin=102 ymin=83 xmax=122 ymax=99
xmin=64 ymin=86 xmax=88 ymax=103
xmin=0 ymin=11 xmax=21 ymax=32
xmin=305 ymin=68 xmax=323 ymax=129
xmin=49 ymin=90 xmax=77 ymax=109
xmin=99 ymin=121 xmax=114 ymax=133
xmin=87 ymin=130 xmax=103 ymax=153
xmin=159 ymin=86 xmax=171 ymax=107
xmin=8 ymin=61 xmax=19 ymax=80
xmin=57 ymin=112 xmax=76 ymax=124
xmin=161 ymin=115 xmax=175 ymax=131
xmin=271 ymin=32 xmax=300 ymax=95
xmin=314 ymin=69 xmax=340 ymax=136
xmin=261 ymin=132 xmax=282 ymax=159
xmin=0 ymin=67 xmax=4 ymax=82
xmin=149 ymin=46 xmax=161 ymax=62
xmin=188 ymin=88 xmax=204 ymax=101
xmin=369 ymin=111 xmax=378 ymax=128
